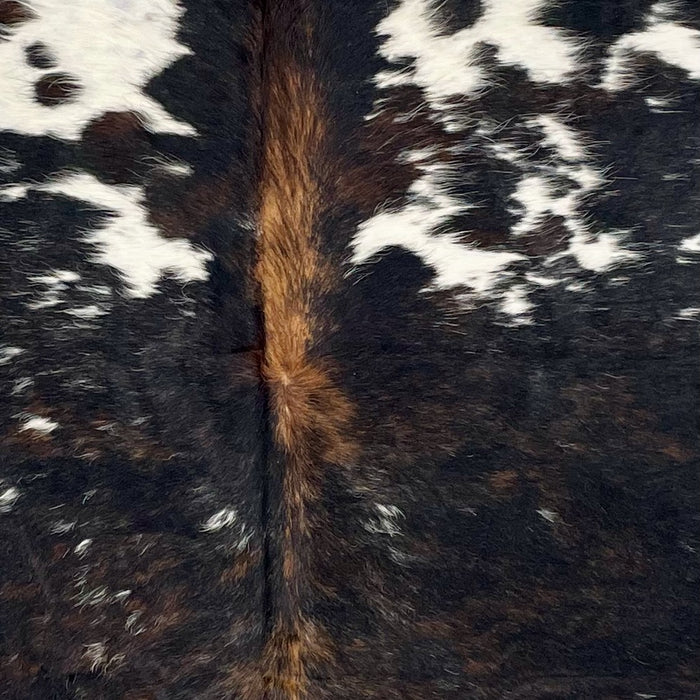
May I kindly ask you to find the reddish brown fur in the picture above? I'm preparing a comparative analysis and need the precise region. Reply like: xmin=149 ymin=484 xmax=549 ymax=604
xmin=34 ymin=72 xmax=82 ymax=106
xmin=338 ymin=85 xmax=460 ymax=215
xmin=253 ymin=4 xmax=356 ymax=697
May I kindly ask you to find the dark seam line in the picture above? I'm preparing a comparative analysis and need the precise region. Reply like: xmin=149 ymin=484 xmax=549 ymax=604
xmin=228 ymin=345 xmax=261 ymax=355
xmin=256 ymin=303 xmax=275 ymax=646
xmin=254 ymin=0 xmax=276 ymax=672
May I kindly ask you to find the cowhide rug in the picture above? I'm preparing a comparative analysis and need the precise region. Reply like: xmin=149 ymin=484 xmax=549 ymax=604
xmin=0 ymin=1 xmax=699 ymax=697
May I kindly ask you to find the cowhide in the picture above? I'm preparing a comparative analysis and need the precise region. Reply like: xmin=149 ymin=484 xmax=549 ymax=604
xmin=0 ymin=0 xmax=699 ymax=697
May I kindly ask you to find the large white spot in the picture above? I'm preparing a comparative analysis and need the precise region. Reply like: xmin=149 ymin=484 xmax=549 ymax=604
xmin=0 ymin=0 xmax=194 ymax=139
xmin=375 ymin=0 xmax=583 ymax=123
xmin=11 ymin=173 xmax=211 ymax=298
xmin=601 ymin=2 xmax=700 ymax=91
xmin=509 ymin=115 xmax=602 ymax=238
xmin=350 ymin=157 xmax=523 ymax=294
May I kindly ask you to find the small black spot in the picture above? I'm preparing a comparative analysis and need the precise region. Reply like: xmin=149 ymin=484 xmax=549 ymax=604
xmin=34 ymin=73 xmax=82 ymax=107
xmin=540 ymin=0 xmax=656 ymax=40
xmin=25 ymin=42 xmax=57 ymax=69
xmin=0 ymin=0 xmax=36 ymax=26
xmin=436 ymin=0 xmax=482 ymax=33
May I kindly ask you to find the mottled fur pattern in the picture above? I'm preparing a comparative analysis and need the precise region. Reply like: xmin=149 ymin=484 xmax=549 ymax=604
xmin=1 ymin=0 xmax=699 ymax=698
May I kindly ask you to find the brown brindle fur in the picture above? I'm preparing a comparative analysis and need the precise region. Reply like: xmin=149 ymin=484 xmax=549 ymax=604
xmin=253 ymin=2 xmax=356 ymax=696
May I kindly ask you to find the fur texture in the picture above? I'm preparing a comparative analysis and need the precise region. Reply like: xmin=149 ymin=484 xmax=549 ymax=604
xmin=0 ymin=0 xmax=699 ymax=697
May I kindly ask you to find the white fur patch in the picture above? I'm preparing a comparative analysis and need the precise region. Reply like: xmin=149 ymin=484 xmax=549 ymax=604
xmin=507 ymin=114 xmax=636 ymax=273
xmin=50 ymin=519 xmax=77 ymax=534
xmin=201 ymin=507 xmax=238 ymax=532
xmin=357 ymin=4 xmax=640 ymax=319
xmin=74 ymin=538 xmax=92 ymax=556
xmin=537 ymin=508 xmax=558 ymax=523
xmin=0 ymin=184 xmax=31 ymax=202
xmin=64 ymin=305 xmax=107 ymax=319
xmin=201 ymin=506 xmax=252 ymax=550
xmin=680 ymin=232 xmax=700 ymax=254
xmin=12 ymin=378 xmax=33 ymax=395
xmin=125 ymin=610 xmax=146 ymax=635
xmin=499 ymin=284 xmax=533 ymax=323
xmin=0 ymin=346 xmax=24 ymax=365
xmin=677 ymin=232 xmax=700 ymax=265
xmin=509 ymin=116 xmax=598 ymax=237
xmin=564 ymin=232 xmax=637 ymax=272
xmin=0 ymin=0 xmax=194 ymax=140
xmin=0 ymin=148 xmax=20 ymax=174
xmin=27 ymin=269 xmax=81 ymax=310
xmin=350 ymin=158 xmax=523 ymax=294
xmin=364 ymin=503 xmax=405 ymax=537
xmin=536 ymin=114 xmax=586 ymax=163
xmin=601 ymin=2 xmax=700 ymax=91
xmin=10 ymin=173 xmax=211 ymax=298
xmin=0 ymin=487 xmax=21 ymax=513
xmin=676 ymin=307 xmax=700 ymax=321
xmin=375 ymin=0 xmax=583 ymax=125
xmin=352 ymin=111 xmax=635 ymax=316
xmin=19 ymin=414 xmax=59 ymax=434
xmin=82 ymin=642 xmax=108 ymax=672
